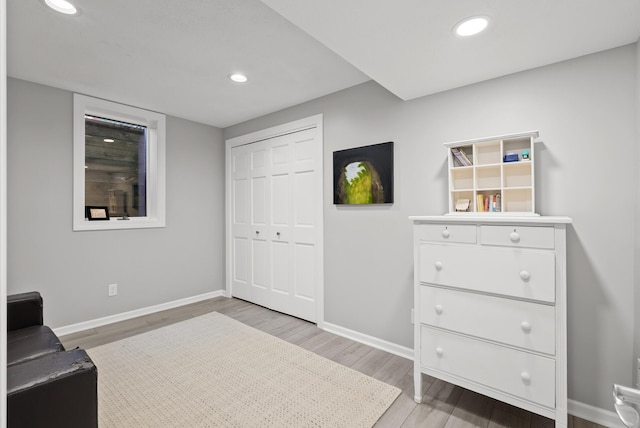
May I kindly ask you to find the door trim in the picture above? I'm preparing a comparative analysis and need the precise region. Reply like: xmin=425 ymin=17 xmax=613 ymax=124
xmin=225 ymin=114 xmax=324 ymax=328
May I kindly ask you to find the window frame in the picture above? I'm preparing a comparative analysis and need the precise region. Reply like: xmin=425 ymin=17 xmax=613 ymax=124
xmin=73 ymin=94 xmax=166 ymax=231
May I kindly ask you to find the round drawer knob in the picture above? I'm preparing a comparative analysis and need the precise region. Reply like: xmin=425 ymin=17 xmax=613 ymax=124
xmin=520 ymin=321 xmax=532 ymax=333
xmin=510 ymin=232 xmax=520 ymax=243
xmin=521 ymin=371 xmax=531 ymax=384
xmin=435 ymin=305 xmax=443 ymax=315
xmin=435 ymin=347 xmax=444 ymax=358
xmin=519 ymin=271 xmax=531 ymax=281
xmin=441 ymin=229 xmax=450 ymax=239
xmin=434 ymin=261 xmax=443 ymax=271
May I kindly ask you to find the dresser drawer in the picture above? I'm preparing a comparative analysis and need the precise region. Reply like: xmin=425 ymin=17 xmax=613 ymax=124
xmin=420 ymin=326 xmax=555 ymax=408
xmin=480 ymin=225 xmax=555 ymax=249
xmin=419 ymin=244 xmax=556 ymax=303
xmin=416 ymin=224 xmax=476 ymax=244
xmin=420 ymin=286 xmax=555 ymax=354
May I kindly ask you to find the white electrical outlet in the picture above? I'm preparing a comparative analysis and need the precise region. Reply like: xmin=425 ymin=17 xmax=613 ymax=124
xmin=108 ymin=283 xmax=118 ymax=297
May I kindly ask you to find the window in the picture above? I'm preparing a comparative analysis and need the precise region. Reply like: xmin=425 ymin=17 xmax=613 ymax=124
xmin=73 ymin=94 xmax=166 ymax=230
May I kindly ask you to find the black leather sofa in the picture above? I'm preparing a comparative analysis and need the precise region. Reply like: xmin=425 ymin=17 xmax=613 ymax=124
xmin=7 ymin=292 xmax=98 ymax=428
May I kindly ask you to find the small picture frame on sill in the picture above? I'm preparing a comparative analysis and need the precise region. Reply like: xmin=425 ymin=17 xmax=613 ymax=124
xmin=86 ymin=206 xmax=110 ymax=221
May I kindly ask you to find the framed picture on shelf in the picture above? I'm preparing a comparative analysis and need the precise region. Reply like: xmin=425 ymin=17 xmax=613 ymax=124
xmin=455 ymin=199 xmax=470 ymax=212
xmin=86 ymin=206 xmax=110 ymax=221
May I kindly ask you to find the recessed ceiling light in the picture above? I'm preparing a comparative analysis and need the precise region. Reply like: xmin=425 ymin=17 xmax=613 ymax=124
xmin=229 ymin=73 xmax=248 ymax=83
xmin=44 ymin=0 xmax=78 ymax=15
xmin=454 ymin=16 xmax=489 ymax=37
xmin=104 ymin=138 xmax=115 ymax=143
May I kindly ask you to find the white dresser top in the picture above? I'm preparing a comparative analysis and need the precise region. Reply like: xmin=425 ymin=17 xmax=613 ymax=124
xmin=409 ymin=214 xmax=572 ymax=225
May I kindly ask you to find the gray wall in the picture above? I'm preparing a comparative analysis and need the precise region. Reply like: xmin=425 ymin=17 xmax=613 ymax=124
xmin=7 ymin=78 xmax=226 ymax=328
xmin=225 ymin=45 xmax=638 ymax=411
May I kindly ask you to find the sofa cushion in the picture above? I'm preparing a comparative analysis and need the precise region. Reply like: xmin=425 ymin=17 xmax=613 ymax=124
xmin=7 ymin=291 xmax=43 ymax=331
xmin=7 ymin=325 xmax=65 ymax=367
xmin=8 ymin=348 xmax=98 ymax=428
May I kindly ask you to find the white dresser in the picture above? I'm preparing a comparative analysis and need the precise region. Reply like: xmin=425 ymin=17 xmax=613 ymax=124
xmin=411 ymin=215 xmax=571 ymax=427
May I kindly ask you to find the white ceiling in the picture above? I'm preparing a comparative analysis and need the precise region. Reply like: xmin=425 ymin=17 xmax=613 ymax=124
xmin=7 ymin=0 xmax=640 ymax=128
xmin=262 ymin=0 xmax=640 ymax=101
xmin=7 ymin=0 xmax=368 ymax=128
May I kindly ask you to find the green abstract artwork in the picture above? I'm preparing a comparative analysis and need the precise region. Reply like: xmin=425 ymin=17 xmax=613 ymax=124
xmin=333 ymin=142 xmax=393 ymax=205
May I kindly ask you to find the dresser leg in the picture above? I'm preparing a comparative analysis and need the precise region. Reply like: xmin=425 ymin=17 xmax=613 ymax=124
xmin=414 ymin=370 xmax=422 ymax=403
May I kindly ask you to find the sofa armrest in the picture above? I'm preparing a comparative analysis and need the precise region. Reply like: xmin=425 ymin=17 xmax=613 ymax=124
xmin=7 ymin=291 xmax=43 ymax=331
xmin=8 ymin=348 xmax=98 ymax=428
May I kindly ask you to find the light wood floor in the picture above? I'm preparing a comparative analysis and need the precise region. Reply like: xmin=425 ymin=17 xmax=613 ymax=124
xmin=60 ymin=297 xmax=604 ymax=428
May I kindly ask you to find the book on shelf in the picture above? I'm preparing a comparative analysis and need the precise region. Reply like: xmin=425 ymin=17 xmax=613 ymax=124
xmin=458 ymin=149 xmax=472 ymax=165
xmin=476 ymin=194 xmax=484 ymax=212
xmin=493 ymin=195 xmax=500 ymax=212
xmin=451 ymin=148 xmax=471 ymax=166
xmin=474 ymin=194 xmax=502 ymax=213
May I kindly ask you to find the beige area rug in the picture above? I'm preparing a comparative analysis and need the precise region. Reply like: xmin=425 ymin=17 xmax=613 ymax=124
xmin=87 ymin=312 xmax=401 ymax=427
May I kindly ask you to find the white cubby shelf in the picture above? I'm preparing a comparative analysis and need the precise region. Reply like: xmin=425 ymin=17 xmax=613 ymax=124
xmin=445 ymin=131 xmax=538 ymax=215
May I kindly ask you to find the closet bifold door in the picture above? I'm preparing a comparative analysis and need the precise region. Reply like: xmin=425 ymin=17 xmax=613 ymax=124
xmin=230 ymin=143 xmax=251 ymax=302
xmin=268 ymin=129 xmax=319 ymax=322
xmin=268 ymin=134 xmax=292 ymax=317
xmin=229 ymin=126 xmax=321 ymax=323
xmin=249 ymin=139 xmax=271 ymax=309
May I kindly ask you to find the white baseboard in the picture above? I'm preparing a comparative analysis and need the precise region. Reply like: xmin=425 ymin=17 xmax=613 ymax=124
xmin=568 ymin=399 xmax=624 ymax=428
xmin=322 ymin=322 xmax=623 ymax=428
xmin=53 ymin=290 xmax=225 ymax=336
xmin=321 ymin=321 xmax=414 ymax=360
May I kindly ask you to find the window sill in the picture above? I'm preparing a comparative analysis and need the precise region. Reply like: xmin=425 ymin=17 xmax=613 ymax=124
xmin=73 ymin=217 xmax=166 ymax=231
